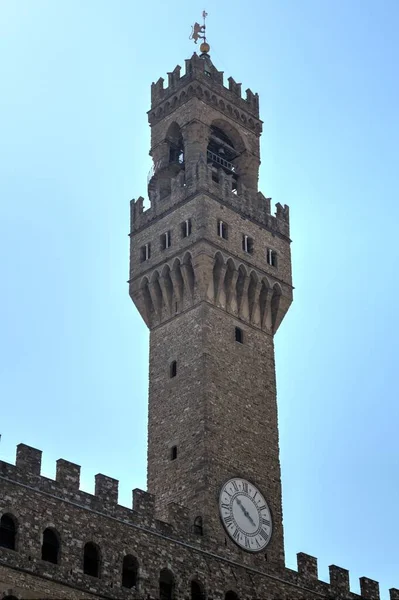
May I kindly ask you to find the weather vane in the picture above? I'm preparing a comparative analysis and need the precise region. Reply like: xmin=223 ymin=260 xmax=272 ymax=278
xmin=190 ymin=10 xmax=210 ymax=54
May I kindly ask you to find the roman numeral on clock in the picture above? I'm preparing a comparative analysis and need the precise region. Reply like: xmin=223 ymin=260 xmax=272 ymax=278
xmin=233 ymin=528 xmax=240 ymax=540
xmin=242 ymin=481 xmax=248 ymax=493
xmin=262 ymin=517 xmax=271 ymax=527
xmin=244 ymin=536 xmax=250 ymax=548
xmin=224 ymin=515 xmax=233 ymax=526
xmin=260 ymin=528 xmax=269 ymax=541
xmin=232 ymin=481 xmax=239 ymax=492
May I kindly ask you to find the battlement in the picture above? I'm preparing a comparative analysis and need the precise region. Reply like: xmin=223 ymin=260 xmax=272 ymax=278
xmin=0 ymin=444 xmax=397 ymax=599
xmin=150 ymin=52 xmax=260 ymax=122
xmin=130 ymin=158 xmax=289 ymax=238
xmin=0 ymin=444 xmax=173 ymax=532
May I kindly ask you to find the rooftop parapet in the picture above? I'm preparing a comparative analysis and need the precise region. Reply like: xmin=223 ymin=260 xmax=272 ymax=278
xmin=1 ymin=445 xmax=395 ymax=598
xmin=150 ymin=52 xmax=259 ymax=118
xmin=0 ymin=444 xmax=189 ymax=539
xmin=130 ymin=160 xmax=289 ymax=238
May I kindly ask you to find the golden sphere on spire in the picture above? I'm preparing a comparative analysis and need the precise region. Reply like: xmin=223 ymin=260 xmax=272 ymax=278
xmin=200 ymin=41 xmax=210 ymax=54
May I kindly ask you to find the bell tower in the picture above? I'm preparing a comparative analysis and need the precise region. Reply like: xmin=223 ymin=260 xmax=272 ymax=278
xmin=129 ymin=40 xmax=292 ymax=570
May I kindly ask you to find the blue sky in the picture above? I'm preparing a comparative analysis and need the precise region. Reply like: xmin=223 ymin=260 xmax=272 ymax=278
xmin=1 ymin=0 xmax=398 ymax=596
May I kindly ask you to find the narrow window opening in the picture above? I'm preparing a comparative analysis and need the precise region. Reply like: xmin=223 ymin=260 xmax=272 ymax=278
xmin=170 ymin=360 xmax=177 ymax=378
xmin=242 ymin=234 xmax=254 ymax=254
xmin=160 ymin=568 xmax=175 ymax=600
xmin=193 ymin=516 xmax=203 ymax=536
xmin=181 ymin=219 xmax=192 ymax=238
xmin=267 ymin=248 xmax=278 ymax=268
xmin=225 ymin=592 xmax=239 ymax=600
xmin=235 ymin=327 xmax=244 ymax=344
xmin=191 ymin=580 xmax=206 ymax=600
xmin=161 ymin=231 xmax=171 ymax=250
xmin=83 ymin=542 xmax=100 ymax=578
xmin=170 ymin=445 xmax=178 ymax=461
xmin=122 ymin=554 xmax=138 ymax=588
xmin=140 ymin=243 xmax=151 ymax=262
xmin=218 ymin=220 xmax=228 ymax=240
xmin=41 ymin=528 xmax=60 ymax=564
xmin=0 ymin=514 xmax=17 ymax=550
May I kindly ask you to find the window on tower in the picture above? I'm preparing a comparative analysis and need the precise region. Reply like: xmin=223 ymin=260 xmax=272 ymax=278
xmin=235 ymin=327 xmax=244 ymax=344
xmin=140 ymin=243 xmax=151 ymax=262
xmin=217 ymin=220 xmax=228 ymax=240
xmin=170 ymin=360 xmax=177 ymax=378
xmin=170 ymin=446 xmax=178 ymax=461
xmin=161 ymin=231 xmax=171 ymax=250
xmin=181 ymin=218 xmax=192 ymax=238
xmin=266 ymin=248 xmax=278 ymax=268
xmin=242 ymin=234 xmax=254 ymax=254
xmin=193 ymin=516 xmax=203 ymax=536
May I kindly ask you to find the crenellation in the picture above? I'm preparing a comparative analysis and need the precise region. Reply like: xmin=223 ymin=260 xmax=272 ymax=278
xmin=329 ymin=564 xmax=351 ymax=594
xmin=16 ymin=443 xmax=42 ymax=479
xmin=390 ymin=589 xmax=399 ymax=600
xmin=166 ymin=502 xmax=191 ymax=534
xmin=56 ymin=458 xmax=81 ymax=491
xmin=95 ymin=474 xmax=119 ymax=505
xmin=360 ymin=577 xmax=380 ymax=599
xmin=228 ymin=76 xmax=242 ymax=98
xmin=149 ymin=53 xmax=259 ymax=119
xmin=132 ymin=488 xmax=155 ymax=518
xmin=130 ymin=161 xmax=289 ymax=239
xmin=297 ymin=552 xmax=318 ymax=579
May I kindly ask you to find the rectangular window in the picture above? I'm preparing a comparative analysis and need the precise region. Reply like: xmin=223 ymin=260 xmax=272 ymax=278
xmin=170 ymin=445 xmax=177 ymax=461
xmin=235 ymin=327 xmax=244 ymax=344
xmin=140 ymin=243 xmax=151 ymax=262
xmin=242 ymin=234 xmax=254 ymax=254
xmin=181 ymin=219 xmax=192 ymax=238
xmin=267 ymin=248 xmax=278 ymax=267
xmin=217 ymin=220 xmax=228 ymax=240
xmin=161 ymin=231 xmax=171 ymax=250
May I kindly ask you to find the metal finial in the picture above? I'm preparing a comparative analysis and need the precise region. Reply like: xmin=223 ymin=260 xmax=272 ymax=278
xmin=189 ymin=10 xmax=210 ymax=54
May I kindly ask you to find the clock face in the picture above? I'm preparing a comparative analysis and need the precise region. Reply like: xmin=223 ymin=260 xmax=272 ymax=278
xmin=219 ymin=477 xmax=272 ymax=552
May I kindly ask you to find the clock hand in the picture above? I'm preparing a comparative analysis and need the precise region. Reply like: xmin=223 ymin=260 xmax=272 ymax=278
xmin=236 ymin=498 xmax=256 ymax=527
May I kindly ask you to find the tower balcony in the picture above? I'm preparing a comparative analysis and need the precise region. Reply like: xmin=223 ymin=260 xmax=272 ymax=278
xmin=206 ymin=149 xmax=236 ymax=174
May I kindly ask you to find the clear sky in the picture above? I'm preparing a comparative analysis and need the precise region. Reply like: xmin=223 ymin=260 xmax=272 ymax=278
xmin=1 ymin=0 xmax=398 ymax=596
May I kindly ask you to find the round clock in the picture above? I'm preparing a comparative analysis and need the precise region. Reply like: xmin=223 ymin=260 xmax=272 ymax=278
xmin=219 ymin=477 xmax=272 ymax=552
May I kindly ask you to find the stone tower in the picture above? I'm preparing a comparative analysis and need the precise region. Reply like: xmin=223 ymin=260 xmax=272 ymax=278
xmin=129 ymin=49 xmax=292 ymax=570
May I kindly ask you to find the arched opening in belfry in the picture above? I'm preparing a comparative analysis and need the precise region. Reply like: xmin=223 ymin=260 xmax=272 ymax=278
xmin=207 ymin=122 xmax=241 ymax=191
xmin=167 ymin=122 xmax=184 ymax=167
xmin=159 ymin=568 xmax=175 ymax=600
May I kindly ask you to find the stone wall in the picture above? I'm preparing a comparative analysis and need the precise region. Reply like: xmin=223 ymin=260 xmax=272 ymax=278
xmin=1 ymin=445 xmax=397 ymax=600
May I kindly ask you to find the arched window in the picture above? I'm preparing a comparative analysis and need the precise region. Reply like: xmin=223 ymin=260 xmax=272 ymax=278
xmin=41 ymin=528 xmax=60 ymax=564
xmin=225 ymin=592 xmax=239 ymax=600
xmin=193 ymin=516 xmax=203 ymax=536
xmin=122 ymin=554 xmax=138 ymax=588
xmin=207 ymin=124 xmax=239 ymax=190
xmin=160 ymin=568 xmax=175 ymax=600
xmin=167 ymin=122 xmax=184 ymax=165
xmin=0 ymin=513 xmax=17 ymax=550
xmin=83 ymin=542 xmax=101 ymax=578
xmin=191 ymin=579 xmax=206 ymax=600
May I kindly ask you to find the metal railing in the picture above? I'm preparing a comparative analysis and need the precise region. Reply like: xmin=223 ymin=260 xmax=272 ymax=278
xmin=207 ymin=150 xmax=236 ymax=173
